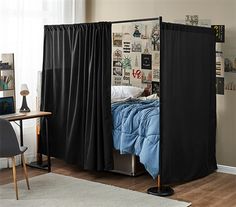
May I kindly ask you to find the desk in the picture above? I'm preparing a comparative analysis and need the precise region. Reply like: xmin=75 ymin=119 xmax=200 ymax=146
xmin=4 ymin=111 xmax=52 ymax=172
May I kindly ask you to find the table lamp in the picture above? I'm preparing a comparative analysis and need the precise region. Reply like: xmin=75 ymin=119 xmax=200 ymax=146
xmin=20 ymin=84 xmax=30 ymax=112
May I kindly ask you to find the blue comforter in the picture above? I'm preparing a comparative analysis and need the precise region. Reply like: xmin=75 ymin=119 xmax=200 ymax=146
xmin=112 ymin=99 xmax=160 ymax=179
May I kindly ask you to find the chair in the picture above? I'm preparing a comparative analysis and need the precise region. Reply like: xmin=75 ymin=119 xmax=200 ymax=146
xmin=0 ymin=118 xmax=30 ymax=200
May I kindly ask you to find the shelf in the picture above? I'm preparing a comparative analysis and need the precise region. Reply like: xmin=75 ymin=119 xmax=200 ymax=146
xmin=0 ymin=68 xmax=13 ymax=71
xmin=0 ymin=89 xmax=14 ymax=91
xmin=0 ymin=53 xmax=15 ymax=103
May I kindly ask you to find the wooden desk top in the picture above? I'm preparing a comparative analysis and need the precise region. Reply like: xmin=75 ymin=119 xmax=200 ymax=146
xmin=3 ymin=111 xmax=52 ymax=122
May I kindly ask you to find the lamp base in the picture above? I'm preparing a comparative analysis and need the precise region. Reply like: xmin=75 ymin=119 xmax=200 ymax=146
xmin=19 ymin=108 xmax=30 ymax=112
xmin=20 ymin=96 xmax=30 ymax=112
xmin=147 ymin=186 xmax=174 ymax=197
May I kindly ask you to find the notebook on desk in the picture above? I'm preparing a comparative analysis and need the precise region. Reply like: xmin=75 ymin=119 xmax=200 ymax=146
xmin=0 ymin=96 xmax=26 ymax=119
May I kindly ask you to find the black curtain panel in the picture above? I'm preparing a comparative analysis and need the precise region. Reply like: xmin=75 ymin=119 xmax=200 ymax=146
xmin=160 ymin=23 xmax=217 ymax=184
xmin=40 ymin=22 xmax=113 ymax=171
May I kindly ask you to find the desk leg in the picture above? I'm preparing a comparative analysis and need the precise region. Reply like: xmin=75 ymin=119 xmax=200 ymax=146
xmin=45 ymin=117 xmax=51 ymax=172
xmin=27 ymin=117 xmax=51 ymax=172
xmin=36 ymin=124 xmax=43 ymax=165
xmin=20 ymin=120 xmax=23 ymax=147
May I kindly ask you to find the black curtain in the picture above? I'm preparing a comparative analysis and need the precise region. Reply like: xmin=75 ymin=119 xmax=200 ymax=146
xmin=40 ymin=22 xmax=113 ymax=171
xmin=160 ymin=23 xmax=217 ymax=184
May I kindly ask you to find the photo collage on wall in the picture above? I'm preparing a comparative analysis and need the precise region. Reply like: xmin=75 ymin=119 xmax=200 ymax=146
xmin=112 ymin=19 xmax=160 ymax=96
xmin=212 ymin=25 xmax=225 ymax=95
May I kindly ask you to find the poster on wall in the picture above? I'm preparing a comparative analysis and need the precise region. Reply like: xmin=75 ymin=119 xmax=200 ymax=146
xmin=224 ymin=72 xmax=236 ymax=91
xmin=215 ymin=51 xmax=225 ymax=95
xmin=112 ymin=18 xmax=161 ymax=95
xmin=216 ymin=52 xmax=224 ymax=77
xmin=224 ymin=58 xmax=236 ymax=93
xmin=216 ymin=77 xmax=224 ymax=95
xmin=174 ymin=15 xmax=211 ymax=28
xmin=185 ymin=15 xmax=199 ymax=26
xmin=211 ymin=25 xmax=225 ymax=43
xmin=212 ymin=26 xmax=225 ymax=95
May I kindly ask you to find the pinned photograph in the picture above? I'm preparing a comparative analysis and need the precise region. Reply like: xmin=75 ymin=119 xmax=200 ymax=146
xmin=142 ymin=40 xmax=151 ymax=54
xmin=142 ymin=69 xmax=152 ymax=83
xmin=152 ymin=68 xmax=160 ymax=82
xmin=113 ymin=61 xmax=122 ymax=67
xmin=113 ymin=67 xmax=122 ymax=76
xmin=224 ymin=72 xmax=236 ymax=91
xmin=132 ymin=69 xmax=142 ymax=79
xmin=113 ymin=76 xmax=122 ymax=85
xmin=133 ymin=24 xmax=142 ymax=38
xmin=130 ymin=69 xmax=142 ymax=86
xmin=122 ymin=70 xmax=131 ymax=85
xmin=113 ymin=33 xmax=123 ymax=47
xmin=141 ymin=54 xmax=152 ymax=69
xmin=131 ymin=41 xmax=142 ymax=52
xmin=113 ymin=49 xmax=122 ymax=61
xmin=122 ymin=55 xmax=132 ymax=70
xmin=132 ymin=54 xmax=141 ymax=69
xmin=122 ymin=25 xmax=132 ymax=41
xmin=152 ymin=51 xmax=160 ymax=67
xmin=151 ymin=24 xmax=160 ymax=51
xmin=123 ymin=41 xmax=131 ymax=54
xmin=141 ymin=25 xmax=150 ymax=39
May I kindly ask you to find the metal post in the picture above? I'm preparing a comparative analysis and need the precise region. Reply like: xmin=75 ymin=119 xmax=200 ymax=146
xmin=45 ymin=117 xmax=51 ymax=172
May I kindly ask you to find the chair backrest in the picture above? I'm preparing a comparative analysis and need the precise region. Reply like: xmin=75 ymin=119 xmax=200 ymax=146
xmin=0 ymin=118 xmax=22 ymax=157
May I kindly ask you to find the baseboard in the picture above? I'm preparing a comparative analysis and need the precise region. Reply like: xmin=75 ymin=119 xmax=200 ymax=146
xmin=217 ymin=164 xmax=236 ymax=175
xmin=0 ymin=158 xmax=8 ymax=169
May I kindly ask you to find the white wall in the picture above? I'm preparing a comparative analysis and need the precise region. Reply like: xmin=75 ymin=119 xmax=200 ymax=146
xmin=86 ymin=0 xmax=236 ymax=167
xmin=87 ymin=0 xmax=236 ymax=60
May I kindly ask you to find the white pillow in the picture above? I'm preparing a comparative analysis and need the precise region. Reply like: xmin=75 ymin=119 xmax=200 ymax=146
xmin=146 ymin=93 xmax=159 ymax=100
xmin=137 ymin=93 xmax=159 ymax=100
xmin=111 ymin=86 xmax=144 ymax=100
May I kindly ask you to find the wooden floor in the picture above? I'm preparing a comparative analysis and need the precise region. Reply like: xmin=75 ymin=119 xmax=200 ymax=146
xmin=1 ymin=158 xmax=236 ymax=206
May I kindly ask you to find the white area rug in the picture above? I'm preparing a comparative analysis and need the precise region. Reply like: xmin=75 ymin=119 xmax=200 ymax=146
xmin=0 ymin=173 xmax=191 ymax=207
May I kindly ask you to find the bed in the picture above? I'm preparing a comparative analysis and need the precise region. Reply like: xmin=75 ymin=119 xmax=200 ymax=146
xmin=111 ymin=98 xmax=160 ymax=179
xmin=41 ymin=20 xmax=216 ymax=186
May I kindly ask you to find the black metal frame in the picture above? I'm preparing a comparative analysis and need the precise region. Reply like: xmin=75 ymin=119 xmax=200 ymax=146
xmin=111 ymin=17 xmax=174 ymax=196
xmin=111 ymin=17 xmax=161 ymax=24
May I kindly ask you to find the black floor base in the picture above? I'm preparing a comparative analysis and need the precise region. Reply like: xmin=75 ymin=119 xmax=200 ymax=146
xmin=27 ymin=161 xmax=48 ymax=171
xmin=147 ymin=186 xmax=174 ymax=197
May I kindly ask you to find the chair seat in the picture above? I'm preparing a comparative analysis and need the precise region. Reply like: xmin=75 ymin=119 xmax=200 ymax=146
xmin=0 ymin=118 xmax=30 ymax=199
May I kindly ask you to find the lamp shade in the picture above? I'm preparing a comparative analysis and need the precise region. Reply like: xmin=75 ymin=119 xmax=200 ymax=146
xmin=20 ymin=83 xmax=30 ymax=112
xmin=20 ymin=84 xmax=29 ymax=96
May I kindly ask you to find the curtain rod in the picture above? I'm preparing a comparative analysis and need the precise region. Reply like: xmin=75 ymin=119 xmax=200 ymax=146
xmin=111 ymin=17 xmax=161 ymax=24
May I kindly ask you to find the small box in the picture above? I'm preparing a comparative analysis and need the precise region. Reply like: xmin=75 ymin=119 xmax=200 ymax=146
xmin=111 ymin=150 xmax=145 ymax=176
